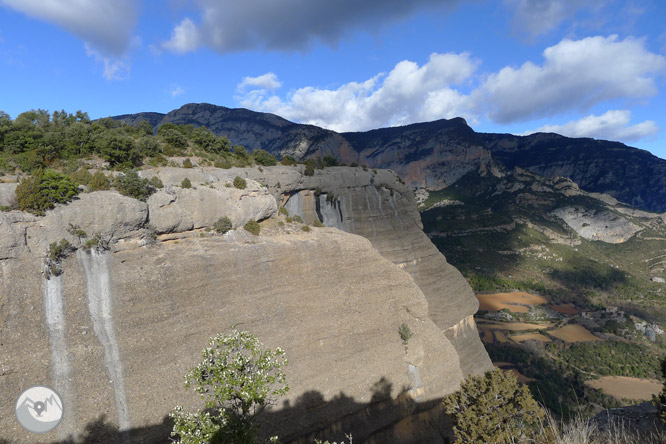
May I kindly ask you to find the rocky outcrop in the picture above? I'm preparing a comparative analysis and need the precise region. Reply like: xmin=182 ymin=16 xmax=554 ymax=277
xmin=144 ymin=166 xmax=492 ymax=377
xmin=552 ymin=206 xmax=641 ymax=244
xmin=0 ymin=166 xmax=491 ymax=444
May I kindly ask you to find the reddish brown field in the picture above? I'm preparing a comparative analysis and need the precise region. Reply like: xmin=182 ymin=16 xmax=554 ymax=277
xmin=551 ymin=304 xmax=579 ymax=315
xmin=549 ymin=324 xmax=599 ymax=342
xmin=477 ymin=292 xmax=547 ymax=312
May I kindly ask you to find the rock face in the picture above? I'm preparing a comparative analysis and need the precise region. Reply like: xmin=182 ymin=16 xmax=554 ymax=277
xmin=144 ymin=166 xmax=493 ymax=377
xmin=481 ymin=132 xmax=666 ymax=213
xmin=0 ymin=166 xmax=491 ymax=444
xmin=552 ymin=206 xmax=641 ymax=244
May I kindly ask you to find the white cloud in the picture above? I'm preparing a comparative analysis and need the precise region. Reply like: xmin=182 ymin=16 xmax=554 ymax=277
xmin=84 ymin=44 xmax=130 ymax=81
xmin=238 ymin=52 xmax=479 ymax=132
xmin=504 ymin=0 xmax=590 ymax=37
xmin=238 ymin=73 xmax=282 ymax=92
xmin=161 ymin=0 xmax=458 ymax=53
xmin=478 ymin=35 xmax=666 ymax=123
xmin=1 ymin=0 xmax=136 ymax=55
xmin=167 ymin=85 xmax=186 ymax=97
xmin=524 ymin=110 xmax=659 ymax=142
xmin=162 ymin=18 xmax=200 ymax=54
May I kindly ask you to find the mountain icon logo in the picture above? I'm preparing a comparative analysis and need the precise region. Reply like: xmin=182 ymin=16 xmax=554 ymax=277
xmin=15 ymin=386 xmax=64 ymax=433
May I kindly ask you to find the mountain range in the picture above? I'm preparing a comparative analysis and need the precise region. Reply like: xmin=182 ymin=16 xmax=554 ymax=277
xmin=114 ymin=103 xmax=666 ymax=213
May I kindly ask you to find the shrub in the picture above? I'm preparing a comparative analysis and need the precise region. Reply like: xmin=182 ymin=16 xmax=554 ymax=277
xmin=322 ymin=155 xmax=339 ymax=167
xmin=113 ymin=170 xmax=155 ymax=202
xmin=148 ymin=176 xmax=163 ymax=189
xmin=70 ymin=168 xmax=93 ymax=185
xmin=252 ymin=149 xmax=277 ymax=166
xmin=654 ymin=357 xmax=666 ymax=424
xmin=233 ymin=176 xmax=247 ymax=190
xmin=312 ymin=219 xmax=324 ymax=227
xmin=278 ymin=206 xmax=289 ymax=216
xmin=182 ymin=158 xmax=194 ymax=168
xmin=170 ymin=330 xmax=288 ymax=444
xmin=280 ymin=155 xmax=296 ymax=166
xmin=292 ymin=215 xmax=303 ymax=223
xmin=244 ymin=219 xmax=260 ymax=236
xmin=181 ymin=177 xmax=192 ymax=189
xmin=303 ymin=163 xmax=315 ymax=177
xmin=48 ymin=239 xmax=72 ymax=262
xmin=399 ymin=323 xmax=412 ymax=343
xmin=16 ymin=169 xmax=79 ymax=215
xmin=88 ymin=171 xmax=110 ymax=191
xmin=301 ymin=225 xmax=310 ymax=232
xmin=443 ymin=369 xmax=544 ymax=444
xmin=214 ymin=216 xmax=232 ymax=234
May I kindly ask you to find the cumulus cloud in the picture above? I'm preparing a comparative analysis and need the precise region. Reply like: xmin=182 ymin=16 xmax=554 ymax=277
xmin=162 ymin=0 xmax=457 ymax=53
xmin=162 ymin=18 xmax=200 ymax=54
xmin=84 ymin=44 xmax=130 ymax=81
xmin=524 ymin=110 xmax=659 ymax=142
xmin=1 ymin=0 xmax=137 ymax=55
xmin=478 ymin=35 xmax=666 ymax=123
xmin=238 ymin=73 xmax=282 ymax=91
xmin=238 ymin=52 xmax=479 ymax=132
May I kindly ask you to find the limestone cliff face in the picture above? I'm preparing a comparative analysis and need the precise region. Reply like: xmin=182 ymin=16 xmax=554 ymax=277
xmin=148 ymin=166 xmax=493 ymax=377
xmin=1 ymin=166 xmax=490 ymax=443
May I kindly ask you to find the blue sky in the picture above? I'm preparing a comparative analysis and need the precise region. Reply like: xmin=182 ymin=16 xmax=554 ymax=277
xmin=1 ymin=0 xmax=665 ymax=159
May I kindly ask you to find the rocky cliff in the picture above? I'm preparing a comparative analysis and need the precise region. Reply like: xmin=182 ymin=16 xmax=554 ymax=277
xmin=0 ymin=166 xmax=491 ymax=444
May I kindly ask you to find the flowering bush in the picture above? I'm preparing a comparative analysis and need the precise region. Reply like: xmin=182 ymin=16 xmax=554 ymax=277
xmin=171 ymin=330 xmax=288 ymax=444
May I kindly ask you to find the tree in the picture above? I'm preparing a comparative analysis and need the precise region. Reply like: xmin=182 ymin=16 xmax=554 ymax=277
xmin=170 ymin=330 xmax=288 ymax=444
xmin=16 ymin=169 xmax=79 ymax=215
xmin=443 ymin=369 xmax=544 ymax=444
xmin=113 ymin=170 xmax=155 ymax=201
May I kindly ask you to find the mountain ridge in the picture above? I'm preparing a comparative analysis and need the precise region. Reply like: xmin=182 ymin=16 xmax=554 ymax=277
xmin=112 ymin=102 xmax=666 ymax=213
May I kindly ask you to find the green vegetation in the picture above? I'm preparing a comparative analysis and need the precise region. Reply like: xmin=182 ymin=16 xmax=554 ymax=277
xmin=181 ymin=177 xmax=192 ymax=189
xmin=278 ymin=206 xmax=288 ymax=216
xmin=654 ymin=357 xmax=666 ymax=424
xmin=182 ymin=158 xmax=193 ymax=168
xmin=443 ymin=369 xmax=545 ymax=444
xmin=301 ymin=225 xmax=310 ymax=232
xmin=398 ymin=323 xmax=412 ymax=343
xmin=292 ymin=215 xmax=303 ymax=223
xmin=16 ymin=169 xmax=79 ymax=215
xmin=233 ymin=176 xmax=247 ymax=190
xmin=170 ymin=330 xmax=288 ymax=444
xmin=252 ymin=149 xmax=277 ymax=166
xmin=88 ymin=171 xmax=110 ymax=191
xmin=244 ymin=219 xmax=260 ymax=236
xmin=214 ymin=216 xmax=232 ymax=234
xmin=113 ymin=170 xmax=155 ymax=201
xmin=312 ymin=219 xmax=324 ymax=228
xmin=549 ymin=341 xmax=662 ymax=379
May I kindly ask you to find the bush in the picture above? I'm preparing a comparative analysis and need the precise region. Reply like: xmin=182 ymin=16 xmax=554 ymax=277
xmin=312 ymin=219 xmax=324 ymax=227
xmin=148 ymin=176 xmax=163 ymax=189
xmin=278 ymin=206 xmax=289 ymax=216
xmin=170 ymin=330 xmax=288 ymax=444
xmin=443 ymin=369 xmax=544 ymax=444
xmin=303 ymin=162 xmax=315 ymax=176
xmin=88 ymin=171 xmax=110 ymax=191
xmin=280 ymin=155 xmax=296 ymax=166
xmin=114 ymin=170 xmax=155 ymax=202
xmin=399 ymin=323 xmax=412 ymax=343
xmin=252 ymin=149 xmax=277 ymax=166
xmin=244 ymin=219 xmax=260 ymax=236
xmin=16 ymin=169 xmax=79 ymax=215
xmin=292 ymin=215 xmax=303 ymax=223
xmin=181 ymin=177 xmax=192 ymax=189
xmin=301 ymin=225 xmax=310 ymax=232
xmin=182 ymin=158 xmax=194 ymax=168
xmin=214 ymin=216 xmax=232 ymax=234
xmin=70 ymin=168 xmax=93 ymax=185
xmin=233 ymin=176 xmax=247 ymax=190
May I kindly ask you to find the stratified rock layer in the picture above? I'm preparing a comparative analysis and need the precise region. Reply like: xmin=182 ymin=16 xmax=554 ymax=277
xmin=147 ymin=166 xmax=493 ymax=377
xmin=1 ymin=166 xmax=491 ymax=443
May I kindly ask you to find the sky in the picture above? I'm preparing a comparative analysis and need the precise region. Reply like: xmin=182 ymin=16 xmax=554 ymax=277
xmin=1 ymin=0 xmax=665 ymax=159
